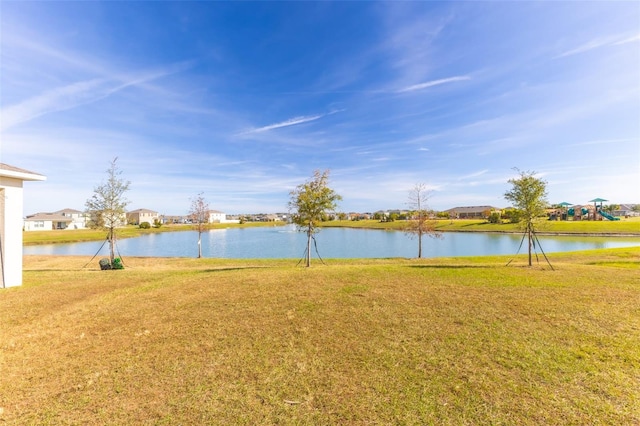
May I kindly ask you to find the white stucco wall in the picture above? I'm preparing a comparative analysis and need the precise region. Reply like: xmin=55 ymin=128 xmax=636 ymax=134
xmin=0 ymin=177 xmax=26 ymax=287
xmin=208 ymin=211 xmax=226 ymax=223
xmin=0 ymin=165 xmax=46 ymax=288
xmin=23 ymin=219 xmax=54 ymax=231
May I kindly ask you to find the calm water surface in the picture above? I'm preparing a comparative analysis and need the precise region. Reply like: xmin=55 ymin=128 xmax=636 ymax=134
xmin=23 ymin=226 xmax=640 ymax=259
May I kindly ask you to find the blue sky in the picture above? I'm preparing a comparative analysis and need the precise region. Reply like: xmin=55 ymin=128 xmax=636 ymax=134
xmin=1 ymin=1 xmax=639 ymax=215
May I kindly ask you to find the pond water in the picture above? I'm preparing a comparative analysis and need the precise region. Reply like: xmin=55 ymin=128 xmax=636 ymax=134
xmin=23 ymin=226 xmax=640 ymax=259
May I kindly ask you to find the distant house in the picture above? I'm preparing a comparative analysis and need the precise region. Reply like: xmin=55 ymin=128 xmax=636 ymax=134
xmin=127 ymin=208 xmax=160 ymax=225
xmin=207 ymin=210 xmax=226 ymax=223
xmin=347 ymin=212 xmax=372 ymax=220
xmin=54 ymin=208 xmax=87 ymax=229
xmin=613 ymin=204 xmax=639 ymax=217
xmin=24 ymin=212 xmax=72 ymax=231
xmin=1 ymin=163 xmax=46 ymax=287
xmin=444 ymin=206 xmax=500 ymax=219
xmin=162 ymin=215 xmax=186 ymax=224
xmin=24 ymin=208 xmax=88 ymax=231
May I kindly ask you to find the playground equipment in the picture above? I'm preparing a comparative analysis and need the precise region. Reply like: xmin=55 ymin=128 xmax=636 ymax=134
xmin=598 ymin=210 xmax=620 ymax=221
xmin=552 ymin=198 xmax=620 ymax=221
xmin=567 ymin=206 xmax=589 ymax=220
xmin=589 ymin=198 xmax=620 ymax=221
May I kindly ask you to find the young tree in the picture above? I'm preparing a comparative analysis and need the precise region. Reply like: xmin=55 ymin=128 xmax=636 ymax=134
xmin=504 ymin=169 xmax=549 ymax=266
xmin=603 ymin=204 xmax=620 ymax=215
xmin=404 ymin=183 xmax=441 ymax=258
xmin=188 ymin=193 xmax=209 ymax=258
xmin=288 ymin=170 xmax=342 ymax=267
xmin=85 ymin=157 xmax=130 ymax=264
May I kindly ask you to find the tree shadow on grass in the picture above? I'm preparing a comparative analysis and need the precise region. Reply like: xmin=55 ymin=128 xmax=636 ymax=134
xmin=408 ymin=264 xmax=496 ymax=269
xmin=198 ymin=266 xmax=273 ymax=273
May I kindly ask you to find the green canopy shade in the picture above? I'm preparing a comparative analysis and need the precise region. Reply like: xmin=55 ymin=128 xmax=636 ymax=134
xmin=589 ymin=198 xmax=608 ymax=202
xmin=558 ymin=202 xmax=573 ymax=206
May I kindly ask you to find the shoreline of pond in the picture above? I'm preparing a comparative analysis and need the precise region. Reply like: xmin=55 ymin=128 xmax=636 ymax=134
xmin=23 ymin=225 xmax=640 ymax=246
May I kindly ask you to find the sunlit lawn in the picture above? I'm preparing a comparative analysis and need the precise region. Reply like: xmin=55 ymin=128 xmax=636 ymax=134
xmin=323 ymin=217 xmax=640 ymax=234
xmin=23 ymin=222 xmax=287 ymax=245
xmin=1 ymin=248 xmax=639 ymax=424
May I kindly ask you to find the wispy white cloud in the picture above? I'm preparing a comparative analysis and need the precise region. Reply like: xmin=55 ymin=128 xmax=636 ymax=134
xmin=457 ymin=169 xmax=489 ymax=180
xmin=556 ymin=32 xmax=640 ymax=58
xmin=612 ymin=33 xmax=640 ymax=45
xmin=242 ymin=114 xmax=325 ymax=134
xmin=1 ymin=79 xmax=106 ymax=130
xmin=0 ymin=64 xmax=191 ymax=131
xmin=397 ymin=76 xmax=470 ymax=93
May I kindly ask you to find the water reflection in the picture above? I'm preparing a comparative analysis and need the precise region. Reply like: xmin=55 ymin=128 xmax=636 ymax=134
xmin=23 ymin=227 xmax=640 ymax=259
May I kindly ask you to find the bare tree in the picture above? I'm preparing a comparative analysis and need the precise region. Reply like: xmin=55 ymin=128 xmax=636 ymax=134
xmin=404 ymin=183 xmax=441 ymax=258
xmin=188 ymin=193 xmax=209 ymax=258
xmin=288 ymin=170 xmax=342 ymax=267
xmin=85 ymin=158 xmax=131 ymax=265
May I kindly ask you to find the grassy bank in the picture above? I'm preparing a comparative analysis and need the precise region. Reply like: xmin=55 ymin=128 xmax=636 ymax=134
xmin=23 ymin=221 xmax=287 ymax=246
xmin=2 ymin=249 xmax=639 ymax=424
xmin=22 ymin=218 xmax=640 ymax=247
xmin=322 ymin=217 xmax=640 ymax=235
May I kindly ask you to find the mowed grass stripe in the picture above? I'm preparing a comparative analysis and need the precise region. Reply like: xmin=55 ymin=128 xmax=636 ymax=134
xmin=1 ymin=249 xmax=638 ymax=424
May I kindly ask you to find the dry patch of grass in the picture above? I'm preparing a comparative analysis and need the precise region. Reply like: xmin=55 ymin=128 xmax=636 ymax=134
xmin=1 ymin=250 xmax=639 ymax=424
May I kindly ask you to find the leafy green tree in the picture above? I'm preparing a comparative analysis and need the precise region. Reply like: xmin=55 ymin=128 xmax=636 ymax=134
xmin=188 ymin=193 xmax=209 ymax=258
xmin=603 ymin=204 xmax=619 ymax=214
xmin=504 ymin=169 xmax=549 ymax=266
xmin=502 ymin=207 xmax=522 ymax=223
xmin=488 ymin=212 xmax=501 ymax=224
xmin=404 ymin=183 xmax=441 ymax=258
xmin=288 ymin=170 xmax=342 ymax=267
xmin=85 ymin=158 xmax=130 ymax=265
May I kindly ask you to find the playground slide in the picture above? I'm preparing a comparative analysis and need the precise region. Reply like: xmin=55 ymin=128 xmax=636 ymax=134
xmin=598 ymin=210 xmax=620 ymax=221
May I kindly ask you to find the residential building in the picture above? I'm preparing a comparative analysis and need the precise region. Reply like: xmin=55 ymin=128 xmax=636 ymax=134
xmin=162 ymin=215 xmax=186 ymax=224
xmin=1 ymin=163 xmax=46 ymax=287
xmin=54 ymin=208 xmax=87 ymax=229
xmin=24 ymin=208 xmax=88 ymax=231
xmin=208 ymin=210 xmax=226 ymax=223
xmin=24 ymin=212 xmax=72 ymax=231
xmin=444 ymin=206 xmax=500 ymax=219
xmin=127 ymin=208 xmax=160 ymax=225
xmin=613 ymin=204 xmax=639 ymax=217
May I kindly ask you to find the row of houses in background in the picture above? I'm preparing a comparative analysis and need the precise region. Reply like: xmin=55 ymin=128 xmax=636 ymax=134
xmin=23 ymin=204 xmax=639 ymax=232
xmin=23 ymin=208 xmax=234 ymax=231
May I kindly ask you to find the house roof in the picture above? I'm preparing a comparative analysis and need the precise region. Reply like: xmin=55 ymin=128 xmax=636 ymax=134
xmin=445 ymin=206 xmax=499 ymax=214
xmin=0 ymin=163 xmax=46 ymax=181
xmin=127 ymin=208 xmax=158 ymax=214
xmin=617 ymin=204 xmax=636 ymax=210
xmin=55 ymin=208 xmax=83 ymax=214
xmin=25 ymin=212 xmax=72 ymax=222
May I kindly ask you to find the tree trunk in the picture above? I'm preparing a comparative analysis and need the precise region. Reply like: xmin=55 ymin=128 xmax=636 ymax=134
xmin=527 ymin=225 xmax=533 ymax=267
xmin=197 ymin=232 xmax=202 ymax=258
xmin=109 ymin=227 xmax=115 ymax=264
xmin=418 ymin=230 xmax=423 ymax=258
xmin=306 ymin=223 xmax=312 ymax=267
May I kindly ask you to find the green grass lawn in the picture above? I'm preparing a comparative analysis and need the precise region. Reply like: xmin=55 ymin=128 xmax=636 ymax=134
xmin=23 ymin=221 xmax=288 ymax=245
xmin=322 ymin=217 xmax=640 ymax=235
xmin=2 ymin=249 xmax=639 ymax=424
